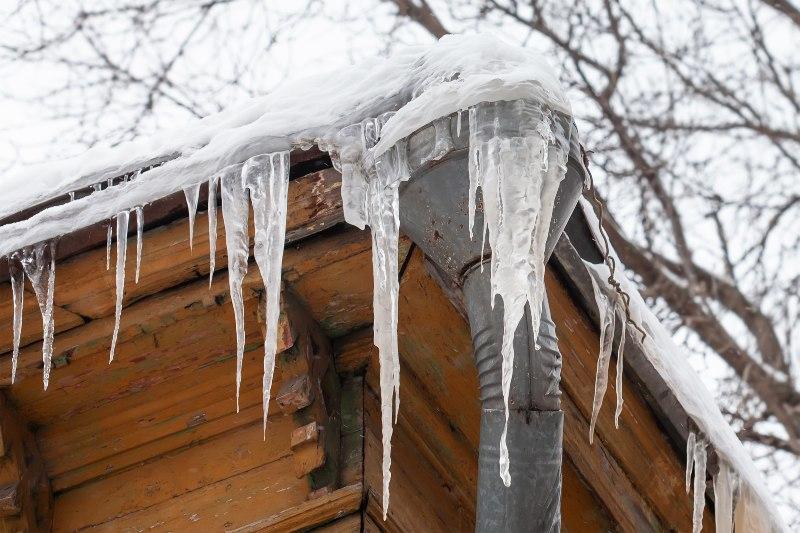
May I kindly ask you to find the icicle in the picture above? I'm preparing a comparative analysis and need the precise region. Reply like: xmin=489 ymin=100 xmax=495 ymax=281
xmin=686 ymin=431 xmax=696 ymax=493
xmin=324 ymin=113 xmax=410 ymax=518
xmin=456 ymin=110 xmax=463 ymax=138
xmin=220 ymin=164 xmax=250 ymax=412
xmin=614 ymin=308 xmax=626 ymax=428
xmin=467 ymin=107 xmax=480 ymax=239
xmin=467 ymin=100 xmax=569 ymax=485
xmin=183 ymin=183 xmax=201 ymax=250
xmin=714 ymin=460 xmax=734 ymax=533
xmin=425 ymin=116 xmax=454 ymax=163
xmin=586 ymin=265 xmax=616 ymax=444
xmin=245 ymin=152 xmax=290 ymax=439
xmin=207 ymin=175 xmax=219 ymax=288
xmin=369 ymin=131 xmax=410 ymax=520
xmin=334 ymin=122 xmax=371 ymax=229
xmin=19 ymin=242 xmax=56 ymax=389
xmin=692 ymin=438 xmax=708 ymax=533
xmin=106 ymin=223 xmax=113 ymax=270
xmin=134 ymin=206 xmax=144 ymax=283
xmin=68 ymin=191 xmax=75 ymax=202
xmin=109 ymin=211 xmax=129 ymax=363
xmin=9 ymin=256 xmax=24 ymax=383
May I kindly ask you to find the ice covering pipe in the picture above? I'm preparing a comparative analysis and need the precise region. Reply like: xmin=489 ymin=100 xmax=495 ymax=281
xmin=398 ymin=106 xmax=584 ymax=531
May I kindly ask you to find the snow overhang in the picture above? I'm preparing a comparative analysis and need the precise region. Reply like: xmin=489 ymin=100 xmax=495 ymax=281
xmin=0 ymin=33 xmax=569 ymax=258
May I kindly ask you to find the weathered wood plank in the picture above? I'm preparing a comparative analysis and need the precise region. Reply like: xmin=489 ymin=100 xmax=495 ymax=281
xmin=233 ymin=483 xmax=362 ymax=533
xmin=363 ymin=386 xmax=474 ymax=533
xmin=53 ymin=418 xmax=295 ymax=530
xmin=363 ymin=339 xmax=477 ymax=519
xmin=57 ymin=455 xmax=309 ymax=532
xmin=310 ymin=512 xmax=362 ymax=532
xmin=339 ymin=376 xmax=364 ymax=488
xmin=285 ymin=228 xmax=411 ymax=338
xmin=395 ymin=249 xmax=481 ymax=449
xmin=561 ymin=457 xmax=614 ymax=532
xmin=562 ymin=390 xmax=663 ymax=531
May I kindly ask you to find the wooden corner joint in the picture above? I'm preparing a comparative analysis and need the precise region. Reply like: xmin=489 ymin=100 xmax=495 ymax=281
xmin=276 ymin=375 xmax=314 ymax=414
xmin=0 ymin=392 xmax=53 ymax=530
xmin=290 ymin=422 xmax=326 ymax=478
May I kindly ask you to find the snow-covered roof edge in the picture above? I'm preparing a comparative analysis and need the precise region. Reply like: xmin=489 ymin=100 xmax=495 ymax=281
xmin=577 ymin=198 xmax=785 ymax=531
xmin=0 ymin=33 xmax=569 ymax=258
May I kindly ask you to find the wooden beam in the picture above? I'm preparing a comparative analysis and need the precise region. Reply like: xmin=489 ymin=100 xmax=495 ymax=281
xmin=228 ymin=483 xmax=363 ymax=533
xmin=0 ymin=392 xmax=52 ymax=531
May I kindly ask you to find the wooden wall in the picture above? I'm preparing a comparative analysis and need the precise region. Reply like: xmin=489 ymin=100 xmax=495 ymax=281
xmin=0 ymin=161 xmax=712 ymax=531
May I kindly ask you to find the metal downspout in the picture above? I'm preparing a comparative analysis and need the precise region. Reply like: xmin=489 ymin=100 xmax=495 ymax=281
xmin=397 ymin=105 xmax=584 ymax=532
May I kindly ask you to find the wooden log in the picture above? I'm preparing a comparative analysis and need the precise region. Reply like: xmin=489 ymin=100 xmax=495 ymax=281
xmin=277 ymin=375 xmax=314 ymax=414
xmin=0 ymin=392 xmax=52 ymax=531
xmin=291 ymin=421 xmax=321 ymax=449
xmin=334 ymin=327 xmax=374 ymax=375
xmin=228 ymin=483 xmax=363 ymax=533
xmin=291 ymin=421 xmax=326 ymax=478
xmin=61 ymin=454 xmax=310 ymax=531
xmin=311 ymin=512 xmax=362 ymax=532
xmin=52 ymin=418 xmax=296 ymax=530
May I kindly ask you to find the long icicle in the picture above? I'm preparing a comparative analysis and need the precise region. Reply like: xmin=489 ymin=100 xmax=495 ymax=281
xmin=614 ymin=306 xmax=627 ymax=428
xmin=370 ymin=134 xmax=409 ymax=519
xmin=467 ymin=101 xmax=569 ymax=483
xmin=586 ymin=264 xmax=616 ymax=444
xmin=208 ymin=175 xmax=219 ymax=288
xmin=183 ymin=183 xmax=201 ymax=250
xmin=134 ymin=206 xmax=144 ymax=283
xmin=692 ymin=437 xmax=708 ymax=533
xmin=220 ymin=164 xmax=250 ymax=412
xmin=20 ymin=242 xmax=57 ymax=389
xmin=329 ymin=113 xmax=410 ymax=518
xmin=9 ymin=255 xmax=24 ymax=383
xmin=109 ymin=211 xmax=129 ymax=362
xmin=246 ymin=152 xmax=290 ymax=440
xmin=686 ymin=431 xmax=696 ymax=493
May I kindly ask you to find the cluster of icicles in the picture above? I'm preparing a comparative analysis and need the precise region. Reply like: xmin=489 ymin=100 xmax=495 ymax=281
xmin=15 ymin=100 xmax=738 ymax=524
xmin=6 ymin=101 xmax=567 ymax=517
xmin=585 ymin=263 xmax=740 ymax=533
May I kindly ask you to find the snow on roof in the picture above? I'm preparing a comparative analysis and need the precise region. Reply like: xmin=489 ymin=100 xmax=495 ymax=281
xmin=0 ymin=33 xmax=568 ymax=257
xmin=579 ymin=198 xmax=785 ymax=531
